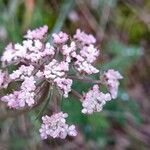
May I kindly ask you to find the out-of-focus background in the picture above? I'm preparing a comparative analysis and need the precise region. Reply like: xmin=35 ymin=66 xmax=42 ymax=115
xmin=0 ymin=0 xmax=150 ymax=150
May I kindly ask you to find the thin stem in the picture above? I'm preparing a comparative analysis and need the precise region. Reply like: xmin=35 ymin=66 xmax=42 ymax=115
xmin=47 ymin=0 xmax=74 ymax=42
xmin=35 ymin=85 xmax=53 ymax=120
xmin=53 ymin=94 xmax=61 ymax=113
xmin=75 ymin=0 xmax=104 ymax=42
xmin=68 ymin=75 xmax=102 ymax=84
xmin=71 ymin=89 xmax=83 ymax=101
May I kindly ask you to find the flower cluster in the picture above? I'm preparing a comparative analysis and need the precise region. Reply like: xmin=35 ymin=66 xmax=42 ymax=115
xmin=10 ymin=65 xmax=35 ymax=80
xmin=102 ymin=69 xmax=123 ymax=99
xmin=43 ymin=59 xmax=71 ymax=97
xmin=1 ymin=76 xmax=36 ymax=108
xmin=0 ymin=25 xmax=122 ymax=140
xmin=52 ymin=32 xmax=68 ymax=44
xmin=81 ymin=85 xmax=111 ymax=114
xmin=73 ymin=29 xmax=96 ymax=45
xmin=39 ymin=112 xmax=77 ymax=139
xmin=24 ymin=25 xmax=48 ymax=40
xmin=1 ymin=37 xmax=54 ymax=65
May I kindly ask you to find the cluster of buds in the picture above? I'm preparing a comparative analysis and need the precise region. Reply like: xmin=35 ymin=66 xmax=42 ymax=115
xmin=39 ymin=112 xmax=77 ymax=139
xmin=0 ymin=25 xmax=122 ymax=140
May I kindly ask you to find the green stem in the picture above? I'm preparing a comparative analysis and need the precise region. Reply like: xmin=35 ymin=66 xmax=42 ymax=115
xmin=47 ymin=0 xmax=74 ymax=42
xmin=68 ymin=75 xmax=103 ymax=84
xmin=35 ymin=85 xmax=53 ymax=120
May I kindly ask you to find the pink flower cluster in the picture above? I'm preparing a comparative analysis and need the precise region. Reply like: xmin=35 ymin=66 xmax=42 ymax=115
xmin=52 ymin=32 xmax=68 ymax=44
xmin=1 ymin=38 xmax=54 ymax=65
xmin=43 ymin=59 xmax=71 ymax=97
xmin=103 ymin=69 xmax=123 ymax=99
xmin=74 ymin=29 xmax=96 ymax=45
xmin=24 ymin=25 xmax=48 ymax=40
xmin=39 ymin=112 xmax=77 ymax=139
xmin=10 ymin=65 xmax=34 ymax=80
xmin=0 ymin=25 xmax=123 ymax=140
xmin=1 ymin=76 xmax=36 ymax=108
xmin=82 ymin=85 xmax=111 ymax=114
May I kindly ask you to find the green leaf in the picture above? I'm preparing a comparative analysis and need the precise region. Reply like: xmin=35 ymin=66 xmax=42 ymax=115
xmin=102 ymin=39 xmax=142 ymax=73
